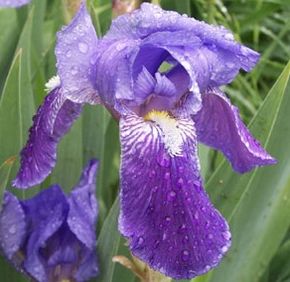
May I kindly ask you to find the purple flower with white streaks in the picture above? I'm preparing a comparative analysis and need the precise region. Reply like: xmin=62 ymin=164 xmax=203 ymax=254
xmin=0 ymin=0 xmax=30 ymax=8
xmin=13 ymin=2 xmax=276 ymax=279
xmin=1 ymin=160 xmax=99 ymax=282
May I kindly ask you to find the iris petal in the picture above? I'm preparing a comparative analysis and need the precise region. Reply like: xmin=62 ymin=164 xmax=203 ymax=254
xmin=194 ymin=89 xmax=276 ymax=173
xmin=119 ymin=113 xmax=231 ymax=279
xmin=68 ymin=159 xmax=99 ymax=250
xmin=55 ymin=3 xmax=100 ymax=105
xmin=13 ymin=88 xmax=82 ymax=188
xmin=0 ymin=0 xmax=30 ymax=7
xmin=22 ymin=186 xmax=68 ymax=281
xmin=0 ymin=192 xmax=26 ymax=259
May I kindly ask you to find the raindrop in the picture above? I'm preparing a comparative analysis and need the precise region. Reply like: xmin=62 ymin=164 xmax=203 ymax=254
xmin=164 ymin=172 xmax=170 ymax=180
xmin=8 ymin=225 xmax=16 ymax=235
xmin=78 ymin=42 xmax=88 ymax=53
xmin=165 ymin=216 xmax=171 ymax=222
xmin=179 ymin=224 xmax=186 ymax=232
xmin=177 ymin=178 xmax=184 ymax=187
xmin=182 ymin=250 xmax=190 ymax=261
xmin=203 ymin=265 xmax=211 ymax=272
xmin=221 ymin=245 xmax=229 ymax=253
xmin=224 ymin=33 xmax=234 ymax=41
xmin=167 ymin=191 xmax=176 ymax=201
xmin=71 ymin=66 xmax=78 ymax=75
xmin=149 ymin=170 xmax=156 ymax=178
xmin=222 ymin=231 xmax=231 ymax=240
xmin=137 ymin=236 xmax=144 ymax=245
xmin=183 ymin=235 xmax=189 ymax=243
xmin=66 ymin=50 xmax=72 ymax=58
xmin=157 ymin=154 xmax=170 ymax=167
xmin=208 ymin=233 xmax=213 ymax=240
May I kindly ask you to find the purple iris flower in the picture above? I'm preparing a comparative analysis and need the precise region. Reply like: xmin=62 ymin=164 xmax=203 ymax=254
xmin=13 ymin=2 xmax=276 ymax=279
xmin=1 ymin=160 xmax=99 ymax=282
xmin=0 ymin=0 xmax=30 ymax=8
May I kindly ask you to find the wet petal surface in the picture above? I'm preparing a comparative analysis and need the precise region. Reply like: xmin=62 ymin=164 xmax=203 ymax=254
xmin=194 ymin=89 xmax=276 ymax=173
xmin=68 ymin=159 xmax=99 ymax=250
xmin=56 ymin=3 xmax=99 ymax=104
xmin=0 ymin=192 xmax=26 ymax=259
xmin=119 ymin=113 xmax=231 ymax=279
xmin=22 ymin=186 xmax=68 ymax=281
xmin=13 ymin=88 xmax=82 ymax=188
xmin=0 ymin=0 xmax=30 ymax=7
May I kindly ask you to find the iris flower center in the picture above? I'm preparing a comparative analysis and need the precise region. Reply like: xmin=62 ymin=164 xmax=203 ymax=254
xmin=144 ymin=110 xmax=183 ymax=156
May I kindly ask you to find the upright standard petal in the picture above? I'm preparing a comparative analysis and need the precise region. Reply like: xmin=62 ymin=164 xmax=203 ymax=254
xmin=22 ymin=185 xmax=68 ymax=281
xmin=68 ymin=159 xmax=99 ymax=250
xmin=194 ymin=89 xmax=276 ymax=173
xmin=0 ymin=0 xmax=30 ymax=7
xmin=0 ymin=192 xmax=26 ymax=259
xmin=56 ymin=2 xmax=100 ymax=105
xmin=107 ymin=3 xmax=259 ymax=72
xmin=119 ymin=112 xmax=231 ymax=279
xmin=13 ymin=87 xmax=82 ymax=188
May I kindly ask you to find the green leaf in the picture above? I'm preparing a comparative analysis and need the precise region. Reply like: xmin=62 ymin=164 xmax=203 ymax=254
xmin=97 ymin=198 xmax=122 ymax=282
xmin=192 ymin=61 xmax=290 ymax=282
xmin=0 ymin=9 xmax=19 ymax=92
xmin=268 ymin=239 xmax=290 ymax=282
xmin=0 ymin=51 xmax=23 ymax=166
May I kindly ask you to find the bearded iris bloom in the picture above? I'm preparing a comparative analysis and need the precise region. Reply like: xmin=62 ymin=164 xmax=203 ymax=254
xmin=13 ymin=3 xmax=276 ymax=279
xmin=1 ymin=160 xmax=99 ymax=282
xmin=0 ymin=0 xmax=30 ymax=8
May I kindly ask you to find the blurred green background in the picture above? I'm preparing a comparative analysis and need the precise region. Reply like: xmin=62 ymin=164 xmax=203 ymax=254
xmin=0 ymin=0 xmax=290 ymax=281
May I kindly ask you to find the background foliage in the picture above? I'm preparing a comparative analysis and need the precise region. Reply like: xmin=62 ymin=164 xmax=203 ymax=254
xmin=0 ymin=0 xmax=289 ymax=281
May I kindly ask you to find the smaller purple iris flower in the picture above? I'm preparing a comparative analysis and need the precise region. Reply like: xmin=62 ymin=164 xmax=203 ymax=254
xmin=13 ymin=2 xmax=276 ymax=279
xmin=0 ymin=160 xmax=99 ymax=282
xmin=0 ymin=0 xmax=30 ymax=8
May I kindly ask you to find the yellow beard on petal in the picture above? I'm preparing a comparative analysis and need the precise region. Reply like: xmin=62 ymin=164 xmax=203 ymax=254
xmin=144 ymin=110 xmax=183 ymax=156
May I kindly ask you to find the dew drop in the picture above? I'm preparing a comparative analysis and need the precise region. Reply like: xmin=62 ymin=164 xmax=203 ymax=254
xmin=8 ymin=225 xmax=16 ymax=234
xmin=182 ymin=250 xmax=190 ymax=261
xmin=208 ymin=233 xmax=213 ymax=240
xmin=66 ymin=50 xmax=72 ymax=58
xmin=149 ymin=170 xmax=156 ymax=178
xmin=71 ymin=66 xmax=78 ymax=75
xmin=167 ymin=191 xmax=176 ymax=201
xmin=178 ymin=166 xmax=184 ymax=173
xmin=165 ymin=216 xmax=171 ymax=222
xmin=78 ymin=42 xmax=88 ymax=53
xmin=137 ymin=236 xmax=144 ymax=245
xmin=183 ymin=235 xmax=189 ymax=243
xmin=224 ymin=33 xmax=234 ymax=41
xmin=221 ymin=245 xmax=229 ymax=253
xmin=177 ymin=178 xmax=184 ymax=187
xmin=164 ymin=172 xmax=170 ymax=180
xmin=222 ymin=230 xmax=231 ymax=240
xmin=157 ymin=154 xmax=170 ymax=167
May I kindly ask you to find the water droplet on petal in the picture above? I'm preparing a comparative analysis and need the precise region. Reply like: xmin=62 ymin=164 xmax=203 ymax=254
xmin=221 ymin=245 xmax=229 ymax=253
xmin=164 ymin=172 xmax=170 ymax=180
xmin=208 ymin=233 xmax=214 ymax=240
xmin=222 ymin=230 xmax=231 ymax=240
xmin=8 ymin=225 xmax=16 ymax=234
xmin=167 ymin=191 xmax=176 ymax=201
xmin=66 ymin=50 xmax=72 ymax=58
xmin=137 ymin=236 xmax=144 ymax=245
xmin=182 ymin=250 xmax=190 ymax=261
xmin=71 ymin=66 xmax=78 ymax=75
xmin=78 ymin=42 xmax=88 ymax=53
